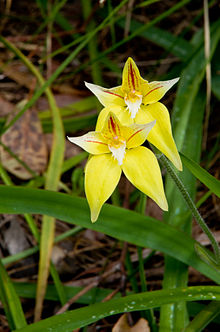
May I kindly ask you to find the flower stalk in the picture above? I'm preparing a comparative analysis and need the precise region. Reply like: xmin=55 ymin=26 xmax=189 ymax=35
xmin=159 ymin=154 xmax=220 ymax=266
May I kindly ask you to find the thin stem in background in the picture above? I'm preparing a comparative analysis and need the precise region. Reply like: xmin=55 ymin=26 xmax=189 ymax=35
xmin=137 ymin=193 xmax=158 ymax=332
xmin=202 ymin=0 xmax=211 ymax=150
xmin=82 ymin=0 xmax=102 ymax=86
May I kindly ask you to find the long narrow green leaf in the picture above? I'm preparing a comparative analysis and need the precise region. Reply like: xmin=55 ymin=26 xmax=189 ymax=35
xmin=187 ymin=302 xmax=220 ymax=325
xmin=172 ymin=20 xmax=220 ymax=149
xmin=0 ymin=260 xmax=27 ymax=329
xmin=0 ymin=185 xmax=219 ymax=284
xmin=211 ymin=44 xmax=220 ymax=100
xmin=184 ymin=301 xmax=220 ymax=332
xmin=181 ymin=152 xmax=220 ymax=197
xmin=12 ymin=282 xmax=220 ymax=325
xmin=42 ymin=113 xmax=97 ymax=133
xmin=116 ymin=19 xmax=192 ymax=60
xmin=38 ymin=96 xmax=97 ymax=120
xmin=13 ymin=282 xmax=120 ymax=304
xmin=0 ymin=267 xmax=16 ymax=330
xmin=0 ymin=36 xmax=66 ymax=320
xmin=14 ymin=286 xmax=220 ymax=332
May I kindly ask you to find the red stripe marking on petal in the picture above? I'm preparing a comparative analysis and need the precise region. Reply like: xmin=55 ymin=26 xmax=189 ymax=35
xmin=108 ymin=115 xmax=121 ymax=137
xmin=115 ymin=121 xmax=121 ymax=137
xmin=129 ymin=62 xmax=136 ymax=90
xmin=109 ymin=116 xmax=117 ymax=136
xmin=144 ymin=86 xmax=162 ymax=97
xmin=85 ymin=140 xmax=107 ymax=145
xmin=127 ymin=128 xmax=144 ymax=143
xmin=104 ymin=90 xmax=124 ymax=99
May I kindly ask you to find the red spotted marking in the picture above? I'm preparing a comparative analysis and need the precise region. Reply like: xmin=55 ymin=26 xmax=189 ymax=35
xmin=104 ymin=90 xmax=123 ymax=99
xmin=127 ymin=128 xmax=144 ymax=142
xmin=144 ymin=86 xmax=162 ymax=97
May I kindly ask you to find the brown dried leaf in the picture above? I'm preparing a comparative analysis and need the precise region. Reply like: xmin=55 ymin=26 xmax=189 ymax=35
xmin=112 ymin=314 xmax=150 ymax=332
xmin=0 ymin=59 xmax=34 ymax=89
xmin=0 ymin=95 xmax=14 ymax=116
xmin=0 ymin=101 xmax=47 ymax=179
xmin=2 ymin=216 xmax=30 ymax=255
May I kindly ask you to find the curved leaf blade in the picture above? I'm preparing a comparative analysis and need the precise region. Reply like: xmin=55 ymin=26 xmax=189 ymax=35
xmin=0 ymin=185 xmax=219 ymax=284
xmin=0 ymin=259 xmax=27 ymax=329
xmin=181 ymin=152 xmax=220 ymax=197
xmin=15 ymin=286 xmax=220 ymax=332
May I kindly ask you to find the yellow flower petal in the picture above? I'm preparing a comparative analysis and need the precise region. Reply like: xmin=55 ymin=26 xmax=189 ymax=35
xmin=135 ymin=103 xmax=182 ymax=171
xmin=122 ymin=146 xmax=168 ymax=211
xmin=67 ymin=132 xmax=109 ymax=155
xmin=121 ymin=57 xmax=145 ymax=93
xmin=96 ymin=106 xmax=133 ymax=132
xmin=85 ymin=82 xmax=125 ymax=108
xmin=85 ymin=154 xmax=122 ymax=222
xmin=126 ymin=121 xmax=156 ymax=149
xmin=142 ymin=78 xmax=179 ymax=104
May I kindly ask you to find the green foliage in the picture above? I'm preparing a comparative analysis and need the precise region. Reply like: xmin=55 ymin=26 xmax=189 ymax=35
xmin=0 ymin=185 xmax=219 ymax=284
xmin=0 ymin=1 xmax=219 ymax=331
xmin=181 ymin=153 xmax=220 ymax=197
xmin=0 ymin=260 xmax=27 ymax=330
xmin=13 ymin=287 xmax=220 ymax=332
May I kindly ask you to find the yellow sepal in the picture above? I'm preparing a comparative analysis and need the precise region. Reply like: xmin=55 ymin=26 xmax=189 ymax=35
xmin=126 ymin=121 xmax=156 ymax=149
xmin=67 ymin=132 xmax=109 ymax=155
xmin=85 ymin=154 xmax=121 ymax=222
xmin=135 ymin=103 xmax=182 ymax=171
xmin=142 ymin=78 xmax=179 ymax=104
xmin=85 ymin=82 xmax=124 ymax=108
xmin=122 ymin=146 xmax=168 ymax=211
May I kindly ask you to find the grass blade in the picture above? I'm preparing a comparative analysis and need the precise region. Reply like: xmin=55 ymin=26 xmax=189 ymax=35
xmin=184 ymin=301 xmax=220 ymax=332
xmin=0 ymin=36 xmax=66 ymax=320
xmin=0 ymin=259 xmax=27 ymax=329
xmin=181 ymin=152 xmax=220 ymax=197
xmin=14 ymin=286 xmax=220 ymax=332
xmin=0 ymin=185 xmax=219 ymax=284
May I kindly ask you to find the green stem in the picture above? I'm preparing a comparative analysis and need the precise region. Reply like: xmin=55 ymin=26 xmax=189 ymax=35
xmin=159 ymin=154 xmax=220 ymax=265
xmin=0 ymin=36 xmax=66 ymax=320
xmin=137 ymin=193 xmax=157 ymax=332
xmin=184 ymin=301 xmax=220 ymax=332
xmin=137 ymin=247 xmax=158 ymax=332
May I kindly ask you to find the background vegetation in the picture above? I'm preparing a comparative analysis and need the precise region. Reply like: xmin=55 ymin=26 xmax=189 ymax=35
xmin=0 ymin=0 xmax=219 ymax=331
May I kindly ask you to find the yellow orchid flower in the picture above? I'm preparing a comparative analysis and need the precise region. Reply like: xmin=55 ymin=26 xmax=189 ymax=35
xmin=68 ymin=113 xmax=168 ymax=222
xmin=85 ymin=57 xmax=182 ymax=171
